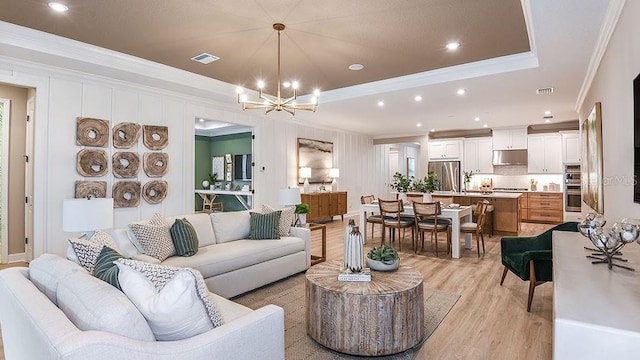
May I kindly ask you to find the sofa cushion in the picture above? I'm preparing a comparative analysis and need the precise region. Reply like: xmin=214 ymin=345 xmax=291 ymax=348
xmin=56 ymin=264 xmax=156 ymax=341
xmin=210 ymin=210 xmax=251 ymax=243
xmin=248 ymin=211 xmax=281 ymax=240
xmin=116 ymin=259 xmax=223 ymax=341
xmin=167 ymin=213 xmax=217 ymax=247
xmin=108 ymin=228 xmax=142 ymax=258
xmin=170 ymin=218 xmax=199 ymax=256
xmin=93 ymin=246 xmax=124 ymax=289
xmin=29 ymin=254 xmax=87 ymax=306
xmin=129 ymin=213 xmax=176 ymax=261
xmin=262 ymin=205 xmax=295 ymax=236
xmin=162 ymin=237 xmax=305 ymax=279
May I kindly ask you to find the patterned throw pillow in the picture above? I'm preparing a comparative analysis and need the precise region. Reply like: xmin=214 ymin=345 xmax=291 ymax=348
xmin=93 ymin=246 xmax=123 ymax=289
xmin=68 ymin=237 xmax=104 ymax=273
xmin=115 ymin=259 xmax=223 ymax=341
xmin=129 ymin=213 xmax=176 ymax=261
xmin=90 ymin=230 xmax=121 ymax=253
xmin=170 ymin=218 xmax=199 ymax=257
xmin=248 ymin=211 xmax=281 ymax=240
xmin=262 ymin=204 xmax=295 ymax=236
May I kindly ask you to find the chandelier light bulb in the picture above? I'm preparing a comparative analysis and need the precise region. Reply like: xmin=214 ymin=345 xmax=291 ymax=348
xmin=48 ymin=2 xmax=69 ymax=12
xmin=313 ymin=89 xmax=320 ymax=96
xmin=236 ymin=86 xmax=244 ymax=94
xmin=282 ymin=81 xmax=291 ymax=88
xmin=257 ymin=80 xmax=265 ymax=89
xmin=292 ymin=81 xmax=299 ymax=89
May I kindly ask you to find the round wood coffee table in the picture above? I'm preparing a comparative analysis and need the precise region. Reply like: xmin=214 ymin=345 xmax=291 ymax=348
xmin=305 ymin=259 xmax=424 ymax=356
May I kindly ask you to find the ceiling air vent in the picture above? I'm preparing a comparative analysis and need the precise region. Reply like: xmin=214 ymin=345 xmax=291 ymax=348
xmin=191 ymin=53 xmax=220 ymax=64
xmin=536 ymin=87 xmax=555 ymax=95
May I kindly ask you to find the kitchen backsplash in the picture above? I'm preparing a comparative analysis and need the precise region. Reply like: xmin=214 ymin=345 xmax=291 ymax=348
xmin=466 ymin=165 xmax=563 ymax=191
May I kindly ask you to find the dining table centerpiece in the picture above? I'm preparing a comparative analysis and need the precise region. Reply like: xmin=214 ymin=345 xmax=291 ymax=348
xmin=390 ymin=172 xmax=414 ymax=201
xmin=412 ymin=171 xmax=438 ymax=201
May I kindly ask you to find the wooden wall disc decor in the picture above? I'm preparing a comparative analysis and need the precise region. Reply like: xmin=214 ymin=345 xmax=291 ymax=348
xmin=113 ymin=122 xmax=141 ymax=149
xmin=142 ymin=180 xmax=168 ymax=204
xmin=77 ymin=149 xmax=109 ymax=177
xmin=142 ymin=125 xmax=168 ymax=150
xmin=112 ymin=152 xmax=140 ymax=178
xmin=76 ymin=117 xmax=109 ymax=147
xmin=143 ymin=152 xmax=169 ymax=177
xmin=112 ymin=181 xmax=141 ymax=208
xmin=74 ymin=181 xmax=107 ymax=199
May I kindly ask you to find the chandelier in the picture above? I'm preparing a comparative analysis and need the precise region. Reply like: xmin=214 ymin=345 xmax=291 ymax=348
xmin=237 ymin=23 xmax=319 ymax=115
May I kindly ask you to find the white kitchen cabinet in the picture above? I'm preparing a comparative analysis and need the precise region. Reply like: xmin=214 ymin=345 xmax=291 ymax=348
xmin=492 ymin=128 xmax=528 ymax=150
xmin=528 ymin=134 xmax=563 ymax=173
xmin=463 ymin=137 xmax=493 ymax=173
xmin=428 ymin=140 xmax=461 ymax=160
xmin=561 ymin=131 xmax=581 ymax=164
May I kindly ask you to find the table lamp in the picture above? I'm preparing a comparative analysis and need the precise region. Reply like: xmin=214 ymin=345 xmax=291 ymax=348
xmin=329 ymin=168 xmax=339 ymax=191
xmin=62 ymin=197 xmax=114 ymax=238
xmin=300 ymin=167 xmax=311 ymax=193
xmin=279 ymin=187 xmax=302 ymax=226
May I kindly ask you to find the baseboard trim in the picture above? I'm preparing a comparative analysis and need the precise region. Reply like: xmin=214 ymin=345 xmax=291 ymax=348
xmin=5 ymin=252 xmax=26 ymax=263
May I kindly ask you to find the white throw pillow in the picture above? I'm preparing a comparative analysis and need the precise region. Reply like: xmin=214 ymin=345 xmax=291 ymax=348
xmin=116 ymin=259 xmax=223 ymax=341
xmin=128 ymin=213 xmax=176 ymax=261
xmin=262 ymin=204 xmax=295 ymax=236
xmin=210 ymin=210 xmax=251 ymax=243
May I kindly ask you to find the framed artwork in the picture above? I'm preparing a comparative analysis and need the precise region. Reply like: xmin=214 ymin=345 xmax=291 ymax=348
xmin=297 ymin=138 xmax=333 ymax=184
xmin=212 ymin=156 xmax=224 ymax=180
xmin=582 ymin=102 xmax=604 ymax=214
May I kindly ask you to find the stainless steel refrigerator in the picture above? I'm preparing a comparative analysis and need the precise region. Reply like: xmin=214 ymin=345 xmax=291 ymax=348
xmin=427 ymin=161 xmax=460 ymax=192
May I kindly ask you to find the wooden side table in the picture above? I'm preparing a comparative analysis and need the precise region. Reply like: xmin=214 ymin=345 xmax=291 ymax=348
xmin=307 ymin=223 xmax=326 ymax=265
xmin=306 ymin=260 xmax=424 ymax=356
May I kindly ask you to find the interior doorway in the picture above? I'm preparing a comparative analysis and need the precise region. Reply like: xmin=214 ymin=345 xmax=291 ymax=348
xmin=1 ymin=98 xmax=10 ymax=263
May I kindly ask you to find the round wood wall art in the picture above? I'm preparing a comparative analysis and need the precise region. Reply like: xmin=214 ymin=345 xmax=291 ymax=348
xmin=74 ymin=181 xmax=107 ymax=199
xmin=112 ymin=181 xmax=141 ymax=208
xmin=112 ymin=152 xmax=140 ymax=178
xmin=143 ymin=152 xmax=169 ymax=177
xmin=113 ymin=122 xmax=141 ymax=149
xmin=142 ymin=125 xmax=168 ymax=150
xmin=77 ymin=149 xmax=109 ymax=177
xmin=76 ymin=117 xmax=109 ymax=147
xmin=142 ymin=180 xmax=168 ymax=204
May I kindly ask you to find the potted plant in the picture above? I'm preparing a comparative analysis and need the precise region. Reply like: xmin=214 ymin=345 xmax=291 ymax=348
xmin=295 ymin=203 xmax=310 ymax=225
xmin=366 ymin=245 xmax=399 ymax=271
xmin=412 ymin=171 xmax=438 ymax=201
xmin=390 ymin=172 xmax=414 ymax=201
xmin=463 ymin=170 xmax=474 ymax=192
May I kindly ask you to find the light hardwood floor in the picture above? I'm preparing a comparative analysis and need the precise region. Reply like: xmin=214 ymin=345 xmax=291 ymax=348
xmin=311 ymin=216 xmax=555 ymax=360
xmin=0 ymin=217 xmax=554 ymax=360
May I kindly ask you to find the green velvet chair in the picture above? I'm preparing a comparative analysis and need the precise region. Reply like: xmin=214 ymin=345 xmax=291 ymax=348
xmin=500 ymin=222 xmax=579 ymax=311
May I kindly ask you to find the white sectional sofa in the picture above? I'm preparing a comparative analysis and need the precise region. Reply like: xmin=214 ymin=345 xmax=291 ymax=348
xmin=91 ymin=210 xmax=312 ymax=298
xmin=0 ymin=254 xmax=285 ymax=360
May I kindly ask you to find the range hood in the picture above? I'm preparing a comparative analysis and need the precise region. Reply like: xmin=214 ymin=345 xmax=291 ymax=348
xmin=492 ymin=149 xmax=528 ymax=166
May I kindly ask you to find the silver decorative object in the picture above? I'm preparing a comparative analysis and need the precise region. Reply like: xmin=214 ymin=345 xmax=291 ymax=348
xmin=344 ymin=225 xmax=364 ymax=273
xmin=579 ymin=215 xmax=640 ymax=271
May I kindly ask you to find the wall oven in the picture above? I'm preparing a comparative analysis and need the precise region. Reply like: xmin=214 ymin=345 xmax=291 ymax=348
xmin=564 ymin=164 xmax=581 ymax=212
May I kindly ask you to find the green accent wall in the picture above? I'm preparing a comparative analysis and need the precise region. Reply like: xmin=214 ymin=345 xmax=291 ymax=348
xmin=194 ymin=132 xmax=252 ymax=212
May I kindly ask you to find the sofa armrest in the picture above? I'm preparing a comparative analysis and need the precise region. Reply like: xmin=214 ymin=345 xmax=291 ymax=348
xmin=289 ymin=226 xmax=311 ymax=268
xmin=57 ymin=305 xmax=285 ymax=360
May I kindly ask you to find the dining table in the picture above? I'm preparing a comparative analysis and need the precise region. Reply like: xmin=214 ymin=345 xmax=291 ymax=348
xmin=359 ymin=202 xmax=473 ymax=259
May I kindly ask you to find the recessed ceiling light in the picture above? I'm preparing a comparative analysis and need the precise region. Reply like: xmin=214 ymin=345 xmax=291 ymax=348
xmin=457 ymin=89 xmax=466 ymax=95
xmin=199 ymin=118 xmax=204 ymax=122
xmin=348 ymin=63 xmax=364 ymax=71
xmin=430 ymin=128 xmax=435 ymax=132
xmin=48 ymin=2 xmax=68 ymax=12
xmin=483 ymin=124 xmax=488 ymax=128
xmin=377 ymin=101 xmax=384 ymax=107
xmin=416 ymin=123 xmax=422 ymax=127
xmin=474 ymin=117 xmax=480 ymax=121
xmin=446 ymin=42 xmax=460 ymax=50
xmin=545 ymin=119 xmax=551 ymax=123
xmin=414 ymin=95 xmax=422 ymax=102
xmin=544 ymin=110 xmax=552 ymax=115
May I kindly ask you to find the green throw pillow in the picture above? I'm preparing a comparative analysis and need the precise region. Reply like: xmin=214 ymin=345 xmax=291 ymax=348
xmin=170 ymin=218 xmax=199 ymax=257
xmin=249 ymin=211 xmax=281 ymax=240
xmin=93 ymin=246 xmax=124 ymax=290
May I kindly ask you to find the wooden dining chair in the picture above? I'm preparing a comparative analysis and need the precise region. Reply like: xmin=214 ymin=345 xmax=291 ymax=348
xmin=406 ymin=193 xmax=424 ymax=203
xmin=413 ymin=201 xmax=451 ymax=256
xmin=460 ymin=201 xmax=488 ymax=257
xmin=360 ymin=195 xmax=383 ymax=239
xmin=432 ymin=195 xmax=454 ymax=205
xmin=378 ymin=199 xmax=415 ymax=252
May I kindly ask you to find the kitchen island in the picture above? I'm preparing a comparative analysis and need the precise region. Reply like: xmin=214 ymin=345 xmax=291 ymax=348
xmin=431 ymin=191 xmax=522 ymax=236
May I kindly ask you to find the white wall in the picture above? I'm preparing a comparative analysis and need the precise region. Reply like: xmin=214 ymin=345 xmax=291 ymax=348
xmin=0 ymin=26 xmax=377 ymax=258
xmin=578 ymin=0 xmax=640 ymax=222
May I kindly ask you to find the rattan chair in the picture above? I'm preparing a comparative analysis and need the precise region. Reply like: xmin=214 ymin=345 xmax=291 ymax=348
xmin=378 ymin=199 xmax=415 ymax=252
xmin=413 ymin=201 xmax=451 ymax=256
xmin=460 ymin=201 xmax=488 ymax=257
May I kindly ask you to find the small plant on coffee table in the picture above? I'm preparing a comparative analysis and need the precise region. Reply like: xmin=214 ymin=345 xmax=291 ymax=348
xmin=367 ymin=245 xmax=399 ymax=265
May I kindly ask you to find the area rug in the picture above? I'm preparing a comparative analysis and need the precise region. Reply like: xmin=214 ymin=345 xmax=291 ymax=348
xmin=233 ymin=273 xmax=460 ymax=360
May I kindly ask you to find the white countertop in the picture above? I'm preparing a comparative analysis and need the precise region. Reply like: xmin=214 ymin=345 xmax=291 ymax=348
xmin=431 ymin=191 xmax=522 ymax=199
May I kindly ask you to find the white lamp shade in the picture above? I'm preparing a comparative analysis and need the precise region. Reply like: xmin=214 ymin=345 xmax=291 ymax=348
xmin=300 ymin=167 xmax=312 ymax=179
xmin=329 ymin=168 xmax=339 ymax=178
xmin=279 ymin=188 xmax=301 ymax=206
xmin=62 ymin=198 xmax=114 ymax=232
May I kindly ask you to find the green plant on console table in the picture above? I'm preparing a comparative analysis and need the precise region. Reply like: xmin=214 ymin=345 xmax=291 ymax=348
xmin=295 ymin=203 xmax=310 ymax=214
xmin=390 ymin=172 xmax=414 ymax=193
xmin=367 ymin=245 xmax=399 ymax=265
